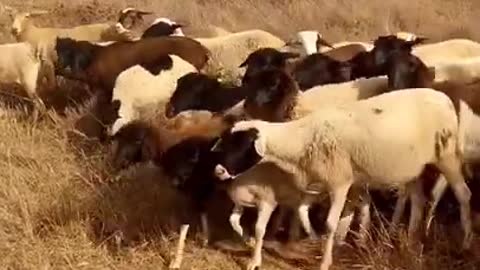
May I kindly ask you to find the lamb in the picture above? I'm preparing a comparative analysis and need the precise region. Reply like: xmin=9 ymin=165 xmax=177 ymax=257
xmin=164 ymin=72 xmax=249 ymax=118
xmin=194 ymin=29 xmax=285 ymax=79
xmin=0 ymin=42 xmax=55 ymax=121
xmin=11 ymin=10 xmax=136 ymax=45
xmin=109 ymin=55 xmax=197 ymax=136
xmin=211 ymin=88 xmax=472 ymax=270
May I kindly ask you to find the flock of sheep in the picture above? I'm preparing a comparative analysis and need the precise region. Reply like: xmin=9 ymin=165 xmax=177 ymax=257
xmin=3 ymin=4 xmax=480 ymax=270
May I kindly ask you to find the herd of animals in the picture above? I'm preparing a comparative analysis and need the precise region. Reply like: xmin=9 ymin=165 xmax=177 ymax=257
xmin=2 ymin=5 xmax=480 ymax=270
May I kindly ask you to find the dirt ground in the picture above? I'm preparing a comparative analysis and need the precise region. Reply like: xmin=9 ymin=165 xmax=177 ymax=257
xmin=1 ymin=0 xmax=480 ymax=269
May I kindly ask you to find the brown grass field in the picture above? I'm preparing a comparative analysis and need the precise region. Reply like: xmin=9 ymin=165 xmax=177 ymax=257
xmin=2 ymin=0 xmax=480 ymax=269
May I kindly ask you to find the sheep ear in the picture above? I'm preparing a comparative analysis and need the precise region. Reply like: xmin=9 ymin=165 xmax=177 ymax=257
xmin=316 ymin=34 xmax=334 ymax=49
xmin=253 ymin=133 xmax=266 ymax=157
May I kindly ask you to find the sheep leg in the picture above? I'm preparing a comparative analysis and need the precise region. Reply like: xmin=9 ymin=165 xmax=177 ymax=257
xmin=31 ymin=95 xmax=47 ymax=123
xmin=169 ymin=224 xmax=190 ymax=270
xmin=337 ymin=185 xmax=369 ymax=244
xmin=335 ymin=212 xmax=353 ymax=245
xmin=230 ymin=205 xmax=252 ymax=245
xmin=357 ymin=189 xmax=371 ymax=243
xmin=438 ymin=157 xmax=472 ymax=249
xmin=22 ymin=63 xmax=46 ymax=122
xmin=407 ymin=179 xmax=427 ymax=242
xmin=391 ymin=187 xmax=408 ymax=230
xmin=200 ymin=212 xmax=209 ymax=247
xmin=269 ymin=207 xmax=288 ymax=238
xmin=320 ymin=184 xmax=351 ymax=270
xmin=297 ymin=202 xmax=317 ymax=240
xmin=425 ymin=174 xmax=448 ymax=235
xmin=288 ymin=210 xmax=302 ymax=241
xmin=247 ymin=202 xmax=276 ymax=270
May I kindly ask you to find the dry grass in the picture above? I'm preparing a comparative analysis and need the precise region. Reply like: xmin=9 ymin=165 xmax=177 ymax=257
xmin=2 ymin=0 xmax=480 ymax=269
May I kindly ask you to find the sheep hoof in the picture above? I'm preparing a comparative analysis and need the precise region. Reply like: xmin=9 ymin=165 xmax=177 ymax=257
xmin=462 ymin=232 xmax=473 ymax=250
xmin=168 ymin=261 xmax=180 ymax=269
xmin=246 ymin=259 xmax=261 ymax=270
xmin=245 ymin=237 xmax=256 ymax=249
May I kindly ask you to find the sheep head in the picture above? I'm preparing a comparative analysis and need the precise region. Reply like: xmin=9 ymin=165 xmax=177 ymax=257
xmin=118 ymin=7 xmax=153 ymax=29
xmin=239 ymin=48 xmax=299 ymax=86
xmin=110 ymin=120 xmax=160 ymax=170
xmin=211 ymin=125 xmax=264 ymax=181
xmin=11 ymin=10 xmax=48 ymax=37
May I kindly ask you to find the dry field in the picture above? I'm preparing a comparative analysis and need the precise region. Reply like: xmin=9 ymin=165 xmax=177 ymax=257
xmin=2 ymin=0 xmax=480 ymax=269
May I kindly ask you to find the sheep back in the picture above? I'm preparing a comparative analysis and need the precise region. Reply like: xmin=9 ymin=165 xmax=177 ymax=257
xmin=196 ymin=30 xmax=285 ymax=79
xmin=110 ymin=55 xmax=197 ymax=135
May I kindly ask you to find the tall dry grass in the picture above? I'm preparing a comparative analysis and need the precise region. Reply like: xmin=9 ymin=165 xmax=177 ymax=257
xmin=1 ymin=0 xmax=480 ymax=269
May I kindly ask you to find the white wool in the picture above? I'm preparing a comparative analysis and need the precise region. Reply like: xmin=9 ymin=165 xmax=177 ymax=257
xmin=110 ymin=55 xmax=197 ymax=135
xmin=413 ymin=39 xmax=480 ymax=66
xmin=321 ymin=41 xmax=373 ymax=52
xmin=432 ymin=56 xmax=480 ymax=84
xmin=0 ymin=42 xmax=47 ymax=98
xmin=396 ymin=31 xmax=417 ymax=42
xmin=296 ymin=76 xmax=388 ymax=115
xmin=239 ymin=88 xmax=460 ymax=190
xmin=195 ymin=29 xmax=285 ymax=79
xmin=297 ymin=30 xmax=319 ymax=55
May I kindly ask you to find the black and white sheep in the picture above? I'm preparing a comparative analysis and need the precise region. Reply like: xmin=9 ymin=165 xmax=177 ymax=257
xmin=211 ymin=88 xmax=472 ymax=270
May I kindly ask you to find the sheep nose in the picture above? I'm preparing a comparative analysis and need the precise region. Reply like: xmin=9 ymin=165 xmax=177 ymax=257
xmin=214 ymin=164 xmax=233 ymax=181
xmin=11 ymin=28 xmax=18 ymax=35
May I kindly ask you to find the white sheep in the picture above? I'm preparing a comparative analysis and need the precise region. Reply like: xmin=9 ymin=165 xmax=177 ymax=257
xmin=413 ymin=39 xmax=480 ymax=66
xmin=194 ymin=29 xmax=285 ymax=79
xmin=11 ymin=10 xmax=135 ymax=45
xmin=109 ymin=55 xmax=197 ymax=136
xmin=0 ymin=42 xmax=53 ymax=120
xmin=213 ymin=88 xmax=472 ymax=270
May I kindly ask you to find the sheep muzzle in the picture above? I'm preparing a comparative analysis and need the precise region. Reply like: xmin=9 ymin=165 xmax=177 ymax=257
xmin=214 ymin=164 xmax=234 ymax=181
